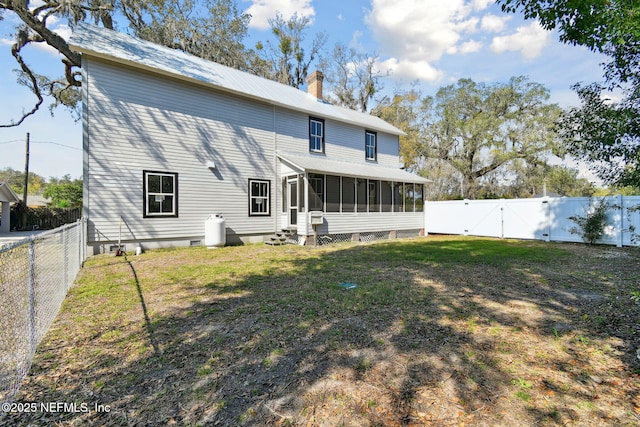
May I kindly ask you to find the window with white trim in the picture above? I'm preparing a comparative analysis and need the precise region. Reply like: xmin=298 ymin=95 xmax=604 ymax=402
xmin=143 ymin=170 xmax=178 ymax=217
xmin=365 ymin=131 xmax=377 ymax=161
xmin=309 ymin=117 xmax=325 ymax=153
xmin=249 ymin=179 xmax=270 ymax=216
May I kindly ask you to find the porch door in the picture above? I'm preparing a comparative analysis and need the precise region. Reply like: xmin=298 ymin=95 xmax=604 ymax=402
xmin=288 ymin=179 xmax=298 ymax=227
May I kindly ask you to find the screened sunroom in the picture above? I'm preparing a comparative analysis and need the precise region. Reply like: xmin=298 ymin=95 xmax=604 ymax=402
xmin=278 ymin=153 xmax=430 ymax=238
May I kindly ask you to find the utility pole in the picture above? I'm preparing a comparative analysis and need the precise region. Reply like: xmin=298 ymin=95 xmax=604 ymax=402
xmin=22 ymin=132 xmax=30 ymax=230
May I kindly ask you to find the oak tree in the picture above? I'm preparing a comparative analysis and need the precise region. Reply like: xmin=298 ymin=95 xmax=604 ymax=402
xmin=319 ymin=42 xmax=385 ymax=112
xmin=0 ymin=0 xmax=252 ymax=127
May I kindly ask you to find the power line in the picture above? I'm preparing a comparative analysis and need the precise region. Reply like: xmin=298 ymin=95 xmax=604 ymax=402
xmin=31 ymin=140 xmax=82 ymax=151
xmin=0 ymin=139 xmax=81 ymax=150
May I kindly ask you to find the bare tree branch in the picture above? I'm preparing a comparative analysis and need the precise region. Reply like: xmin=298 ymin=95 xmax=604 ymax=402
xmin=1 ymin=27 xmax=43 ymax=128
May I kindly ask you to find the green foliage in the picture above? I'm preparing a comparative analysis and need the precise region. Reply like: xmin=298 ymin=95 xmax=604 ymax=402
xmin=545 ymin=166 xmax=595 ymax=196
xmin=43 ymin=175 xmax=83 ymax=208
xmin=504 ymin=162 xmax=595 ymax=198
xmin=498 ymin=0 xmax=640 ymax=188
xmin=568 ymin=198 xmax=610 ymax=244
xmin=15 ymin=69 xmax=82 ymax=121
xmin=374 ymin=77 xmax=562 ymax=199
xmin=593 ymin=186 xmax=640 ymax=196
xmin=560 ymin=82 xmax=640 ymax=188
xmin=0 ymin=167 xmax=46 ymax=195
xmin=371 ymin=90 xmax=429 ymax=172
xmin=511 ymin=377 xmax=532 ymax=389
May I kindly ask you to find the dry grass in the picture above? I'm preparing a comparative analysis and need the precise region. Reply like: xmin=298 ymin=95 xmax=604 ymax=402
xmin=2 ymin=236 xmax=640 ymax=426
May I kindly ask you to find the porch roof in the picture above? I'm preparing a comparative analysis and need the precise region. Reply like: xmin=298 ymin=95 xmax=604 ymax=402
xmin=0 ymin=182 xmax=19 ymax=203
xmin=277 ymin=152 xmax=431 ymax=184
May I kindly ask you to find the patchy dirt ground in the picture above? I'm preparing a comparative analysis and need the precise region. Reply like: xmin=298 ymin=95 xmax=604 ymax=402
xmin=2 ymin=237 xmax=639 ymax=426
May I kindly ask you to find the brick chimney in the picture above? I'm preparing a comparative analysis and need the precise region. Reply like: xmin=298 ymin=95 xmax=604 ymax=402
xmin=307 ymin=70 xmax=324 ymax=100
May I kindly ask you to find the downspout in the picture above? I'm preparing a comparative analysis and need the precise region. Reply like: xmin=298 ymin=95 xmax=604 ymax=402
xmin=304 ymin=172 xmax=309 ymax=236
xmin=273 ymin=104 xmax=278 ymax=233
xmin=81 ymin=55 xmax=91 ymax=253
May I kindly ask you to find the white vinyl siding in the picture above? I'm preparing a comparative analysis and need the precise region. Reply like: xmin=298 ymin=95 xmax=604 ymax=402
xmin=84 ymin=58 xmax=275 ymax=243
xmin=275 ymin=110 xmax=400 ymax=167
xmin=82 ymin=56 xmax=415 ymax=248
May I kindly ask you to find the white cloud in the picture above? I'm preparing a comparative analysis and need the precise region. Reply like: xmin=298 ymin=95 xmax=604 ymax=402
xmin=471 ymin=0 xmax=494 ymax=10
xmin=490 ymin=21 xmax=550 ymax=60
xmin=601 ymin=88 xmax=624 ymax=105
xmin=365 ymin=0 xmax=496 ymax=82
xmin=30 ymin=24 xmax=72 ymax=56
xmin=54 ymin=23 xmax=72 ymax=41
xmin=377 ymin=57 xmax=443 ymax=82
xmin=367 ymin=1 xmax=471 ymax=60
xmin=1 ymin=22 xmax=71 ymax=56
xmin=246 ymin=0 xmax=315 ymax=30
xmin=481 ymin=14 xmax=510 ymax=32
xmin=338 ymin=13 xmax=344 ymax=21
xmin=349 ymin=30 xmax=364 ymax=50
xmin=454 ymin=16 xmax=479 ymax=33
xmin=459 ymin=40 xmax=482 ymax=54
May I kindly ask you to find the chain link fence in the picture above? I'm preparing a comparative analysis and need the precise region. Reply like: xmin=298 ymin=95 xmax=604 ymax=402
xmin=0 ymin=219 xmax=87 ymax=404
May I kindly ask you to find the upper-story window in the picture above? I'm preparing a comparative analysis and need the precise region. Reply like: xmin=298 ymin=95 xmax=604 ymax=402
xmin=365 ymin=131 xmax=377 ymax=161
xmin=309 ymin=117 xmax=325 ymax=153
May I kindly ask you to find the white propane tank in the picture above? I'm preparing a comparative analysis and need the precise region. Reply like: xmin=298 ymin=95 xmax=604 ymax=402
xmin=205 ymin=214 xmax=226 ymax=248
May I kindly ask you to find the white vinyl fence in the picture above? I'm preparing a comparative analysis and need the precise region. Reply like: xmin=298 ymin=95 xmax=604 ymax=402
xmin=0 ymin=219 xmax=87 ymax=405
xmin=425 ymin=195 xmax=640 ymax=247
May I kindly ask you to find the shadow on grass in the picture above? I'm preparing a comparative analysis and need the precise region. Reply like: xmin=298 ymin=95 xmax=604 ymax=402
xmin=122 ymin=253 xmax=161 ymax=357
xmin=5 ymin=237 xmax=640 ymax=426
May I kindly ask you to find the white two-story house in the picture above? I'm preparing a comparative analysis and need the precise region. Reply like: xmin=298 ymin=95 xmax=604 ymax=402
xmin=68 ymin=23 xmax=429 ymax=254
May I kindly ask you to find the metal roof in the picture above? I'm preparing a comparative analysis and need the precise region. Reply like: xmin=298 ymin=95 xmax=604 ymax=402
xmin=68 ymin=23 xmax=405 ymax=136
xmin=278 ymin=152 xmax=430 ymax=184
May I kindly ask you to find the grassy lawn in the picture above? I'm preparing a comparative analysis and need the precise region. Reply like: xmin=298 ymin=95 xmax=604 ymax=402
xmin=4 ymin=236 xmax=640 ymax=426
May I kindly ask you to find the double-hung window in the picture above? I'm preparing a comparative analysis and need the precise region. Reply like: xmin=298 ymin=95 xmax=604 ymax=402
xmin=365 ymin=131 xmax=377 ymax=161
xmin=309 ymin=117 xmax=325 ymax=153
xmin=249 ymin=179 xmax=270 ymax=216
xmin=144 ymin=170 xmax=178 ymax=217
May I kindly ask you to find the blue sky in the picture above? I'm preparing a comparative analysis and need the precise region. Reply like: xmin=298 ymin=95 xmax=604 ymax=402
xmin=0 ymin=0 xmax=607 ymax=180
